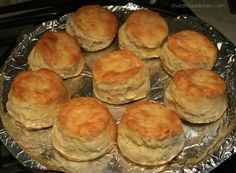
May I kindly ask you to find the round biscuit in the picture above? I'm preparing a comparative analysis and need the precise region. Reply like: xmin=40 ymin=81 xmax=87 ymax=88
xmin=52 ymin=97 xmax=116 ymax=161
xmin=6 ymin=68 xmax=69 ymax=129
xmin=118 ymin=101 xmax=185 ymax=165
xmin=28 ymin=31 xmax=84 ymax=79
xmin=164 ymin=69 xmax=227 ymax=123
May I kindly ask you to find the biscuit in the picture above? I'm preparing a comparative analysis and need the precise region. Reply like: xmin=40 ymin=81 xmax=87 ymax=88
xmin=160 ymin=30 xmax=217 ymax=76
xmin=6 ymin=68 xmax=69 ymax=130
xmin=66 ymin=5 xmax=118 ymax=51
xmin=117 ymin=101 xmax=185 ymax=165
xmin=118 ymin=9 xmax=168 ymax=59
xmin=164 ymin=69 xmax=227 ymax=123
xmin=28 ymin=31 xmax=85 ymax=79
xmin=92 ymin=50 xmax=150 ymax=104
xmin=52 ymin=97 xmax=116 ymax=161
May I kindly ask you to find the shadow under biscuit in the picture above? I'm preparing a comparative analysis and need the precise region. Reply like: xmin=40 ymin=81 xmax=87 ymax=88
xmin=117 ymin=146 xmax=170 ymax=173
xmin=63 ymin=65 xmax=93 ymax=98
xmin=53 ymin=147 xmax=117 ymax=173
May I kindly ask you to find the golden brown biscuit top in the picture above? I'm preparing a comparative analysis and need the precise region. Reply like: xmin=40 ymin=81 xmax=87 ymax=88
xmin=120 ymin=102 xmax=183 ymax=140
xmin=173 ymin=69 xmax=226 ymax=98
xmin=35 ymin=31 xmax=81 ymax=67
xmin=167 ymin=30 xmax=217 ymax=64
xmin=125 ymin=9 xmax=168 ymax=48
xmin=73 ymin=5 xmax=118 ymax=39
xmin=93 ymin=50 xmax=144 ymax=83
xmin=57 ymin=97 xmax=114 ymax=137
xmin=11 ymin=68 xmax=68 ymax=105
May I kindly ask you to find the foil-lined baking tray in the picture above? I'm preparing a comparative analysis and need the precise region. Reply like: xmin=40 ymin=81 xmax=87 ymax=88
xmin=0 ymin=3 xmax=236 ymax=173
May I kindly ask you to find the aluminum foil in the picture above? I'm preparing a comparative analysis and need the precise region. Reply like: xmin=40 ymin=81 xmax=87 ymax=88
xmin=0 ymin=3 xmax=236 ymax=173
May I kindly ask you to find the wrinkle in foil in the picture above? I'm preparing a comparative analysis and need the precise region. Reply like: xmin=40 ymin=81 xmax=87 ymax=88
xmin=0 ymin=3 xmax=236 ymax=173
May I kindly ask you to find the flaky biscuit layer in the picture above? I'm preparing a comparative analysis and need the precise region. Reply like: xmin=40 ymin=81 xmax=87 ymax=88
xmin=118 ymin=101 xmax=185 ymax=165
xmin=66 ymin=5 xmax=118 ymax=51
xmin=52 ymin=97 xmax=116 ymax=161
xmin=93 ymin=50 xmax=150 ymax=104
xmin=28 ymin=31 xmax=84 ymax=79
xmin=164 ymin=69 xmax=227 ymax=123
xmin=6 ymin=69 xmax=69 ymax=129
xmin=160 ymin=30 xmax=217 ymax=76
xmin=118 ymin=9 xmax=168 ymax=59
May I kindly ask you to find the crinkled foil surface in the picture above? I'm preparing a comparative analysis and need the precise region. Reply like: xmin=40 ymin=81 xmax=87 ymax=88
xmin=0 ymin=3 xmax=236 ymax=173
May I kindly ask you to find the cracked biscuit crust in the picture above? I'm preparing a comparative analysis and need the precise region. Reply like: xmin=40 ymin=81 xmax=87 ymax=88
xmin=118 ymin=101 xmax=184 ymax=165
xmin=164 ymin=69 xmax=227 ymax=123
